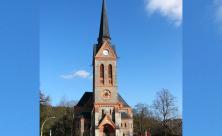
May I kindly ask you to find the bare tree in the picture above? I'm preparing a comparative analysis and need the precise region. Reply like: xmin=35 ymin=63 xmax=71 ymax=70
xmin=57 ymin=96 xmax=78 ymax=107
xmin=153 ymin=89 xmax=178 ymax=136
xmin=56 ymin=97 xmax=78 ymax=136
xmin=40 ymin=91 xmax=51 ymax=106
xmin=133 ymin=103 xmax=155 ymax=135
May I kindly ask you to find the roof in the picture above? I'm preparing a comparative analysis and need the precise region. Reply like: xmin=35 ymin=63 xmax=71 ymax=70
xmin=79 ymin=112 xmax=91 ymax=119
xmin=118 ymin=94 xmax=130 ymax=107
xmin=121 ymin=112 xmax=132 ymax=119
xmin=98 ymin=0 xmax=111 ymax=43
xmin=92 ymin=0 xmax=118 ymax=61
xmin=76 ymin=92 xmax=93 ymax=107
xmin=98 ymin=114 xmax=116 ymax=128
xmin=76 ymin=92 xmax=130 ymax=108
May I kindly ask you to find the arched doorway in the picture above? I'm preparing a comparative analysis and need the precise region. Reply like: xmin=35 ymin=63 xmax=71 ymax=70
xmin=100 ymin=124 xmax=115 ymax=136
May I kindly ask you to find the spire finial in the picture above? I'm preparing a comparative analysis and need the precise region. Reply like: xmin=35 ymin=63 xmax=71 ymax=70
xmin=98 ymin=0 xmax=111 ymax=43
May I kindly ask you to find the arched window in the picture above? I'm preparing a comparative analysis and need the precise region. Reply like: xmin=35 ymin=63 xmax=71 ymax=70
xmin=108 ymin=64 xmax=113 ymax=84
xmin=125 ymin=123 xmax=127 ymax=128
xmin=100 ymin=64 xmax=104 ymax=84
xmin=102 ymin=109 xmax=104 ymax=116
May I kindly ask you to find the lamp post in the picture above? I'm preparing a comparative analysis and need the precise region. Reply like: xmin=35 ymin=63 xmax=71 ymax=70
xmin=40 ymin=117 xmax=56 ymax=136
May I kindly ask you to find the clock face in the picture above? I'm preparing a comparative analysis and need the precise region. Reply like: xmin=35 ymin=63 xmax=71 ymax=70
xmin=103 ymin=49 xmax=109 ymax=56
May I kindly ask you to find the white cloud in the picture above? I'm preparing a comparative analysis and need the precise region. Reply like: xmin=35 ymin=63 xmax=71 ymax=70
xmin=60 ymin=70 xmax=90 ymax=79
xmin=144 ymin=0 xmax=183 ymax=26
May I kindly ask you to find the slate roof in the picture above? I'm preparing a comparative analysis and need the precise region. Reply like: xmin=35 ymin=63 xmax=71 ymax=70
xmin=76 ymin=92 xmax=130 ymax=108
xmin=118 ymin=94 xmax=130 ymax=107
xmin=92 ymin=0 xmax=118 ymax=59
xmin=98 ymin=0 xmax=111 ymax=43
xmin=79 ymin=112 xmax=91 ymax=119
xmin=121 ymin=112 xmax=132 ymax=119
xmin=76 ymin=92 xmax=93 ymax=107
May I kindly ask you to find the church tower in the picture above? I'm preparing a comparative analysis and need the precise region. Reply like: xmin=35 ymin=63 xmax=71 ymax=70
xmin=93 ymin=0 xmax=118 ymax=106
xmin=74 ymin=1 xmax=133 ymax=136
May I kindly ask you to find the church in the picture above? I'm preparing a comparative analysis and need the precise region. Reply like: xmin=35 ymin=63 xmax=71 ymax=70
xmin=74 ymin=0 xmax=133 ymax=136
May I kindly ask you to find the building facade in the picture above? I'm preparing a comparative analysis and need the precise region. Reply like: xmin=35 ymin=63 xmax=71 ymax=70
xmin=74 ymin=0 xmax=133 ymax=136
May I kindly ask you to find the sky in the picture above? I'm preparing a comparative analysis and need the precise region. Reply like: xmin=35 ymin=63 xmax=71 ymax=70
xmin=183 ymin=0 xmax=222 ymax=135
xmin=0 ymin=0 xmax=39 ymax=135
xmin=1 ymin=0 xmax=222 ymax=136
xmin=40 ymin=0 xmax=182 ymax=112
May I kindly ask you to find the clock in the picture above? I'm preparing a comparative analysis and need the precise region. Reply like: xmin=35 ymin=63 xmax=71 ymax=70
xmin=103 ymin=49 xmax=109 ymax=56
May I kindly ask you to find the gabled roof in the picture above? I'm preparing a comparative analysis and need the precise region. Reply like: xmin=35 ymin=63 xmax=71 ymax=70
xmin=92 ymin=43 xmax=118 ymax=65
xmin=118 ymin=94 xmax=130 ymax=107
xmin=98 ymin=114 xmax=116 ymax=129
xmin=93 ymin=43 xmax=117 ymax=57
xmin=76 ymin=92 xmax=93 ymax=107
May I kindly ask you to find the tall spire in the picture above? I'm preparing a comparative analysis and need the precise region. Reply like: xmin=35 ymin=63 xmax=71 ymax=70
xmin=98 ymin=0 xmax=111 ymax=43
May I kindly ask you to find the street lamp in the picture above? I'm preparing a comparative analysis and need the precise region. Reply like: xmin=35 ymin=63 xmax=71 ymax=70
xmin=40 ymin=117 xmax=56 ymax=136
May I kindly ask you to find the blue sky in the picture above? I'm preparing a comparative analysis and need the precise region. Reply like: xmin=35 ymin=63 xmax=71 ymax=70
xmin=40 ymin=0 xmax=182 ymax=112
xmin=0 ymin=0 xmax=39 ymax=135
xmin=1 ymin=0 xmax=222 ymax=136
xmin=183 ymin=0 xmax=222 ymax=135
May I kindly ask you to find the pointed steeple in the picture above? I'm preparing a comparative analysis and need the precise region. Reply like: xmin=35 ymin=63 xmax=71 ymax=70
xmin=98 ymin=0 xmax=111 ymax=43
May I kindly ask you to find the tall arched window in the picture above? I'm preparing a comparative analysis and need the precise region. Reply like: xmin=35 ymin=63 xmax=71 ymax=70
xmin=102 ymin=109 xmax=104 ymax=116
xmin=100 ymin=64 xmax=104 ymax=84
xmin=108 ymin=64 xmax=113 ymax=84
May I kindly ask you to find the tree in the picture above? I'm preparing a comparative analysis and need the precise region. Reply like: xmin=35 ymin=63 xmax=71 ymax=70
xmin=40 ymin=91 xmax=51 ymax=106
xmin=40 ymin=91 xmax=55 ymax=136
xmin=57 ymin=96 xmax=77 ymax=107
xmin=51 ymin=97 xmax=78 ymax=136
xmin=40 ymin=93 xmax=78 ymax=136
xmin=50 ymin=106 xmax=76 ymax=136
xmin=133 ymin=103 xmax=156 ymax=135
xmin=153 ymin=89 xmax=178 ymax=136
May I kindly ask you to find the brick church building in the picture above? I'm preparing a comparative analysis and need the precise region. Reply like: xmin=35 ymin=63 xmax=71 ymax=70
xmin=74 ymin=0 xmax=133 ymax=136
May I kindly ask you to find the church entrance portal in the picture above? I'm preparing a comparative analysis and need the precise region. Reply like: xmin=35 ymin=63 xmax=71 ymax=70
xmin=100 ymin=124 xmax=115 ymax=136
